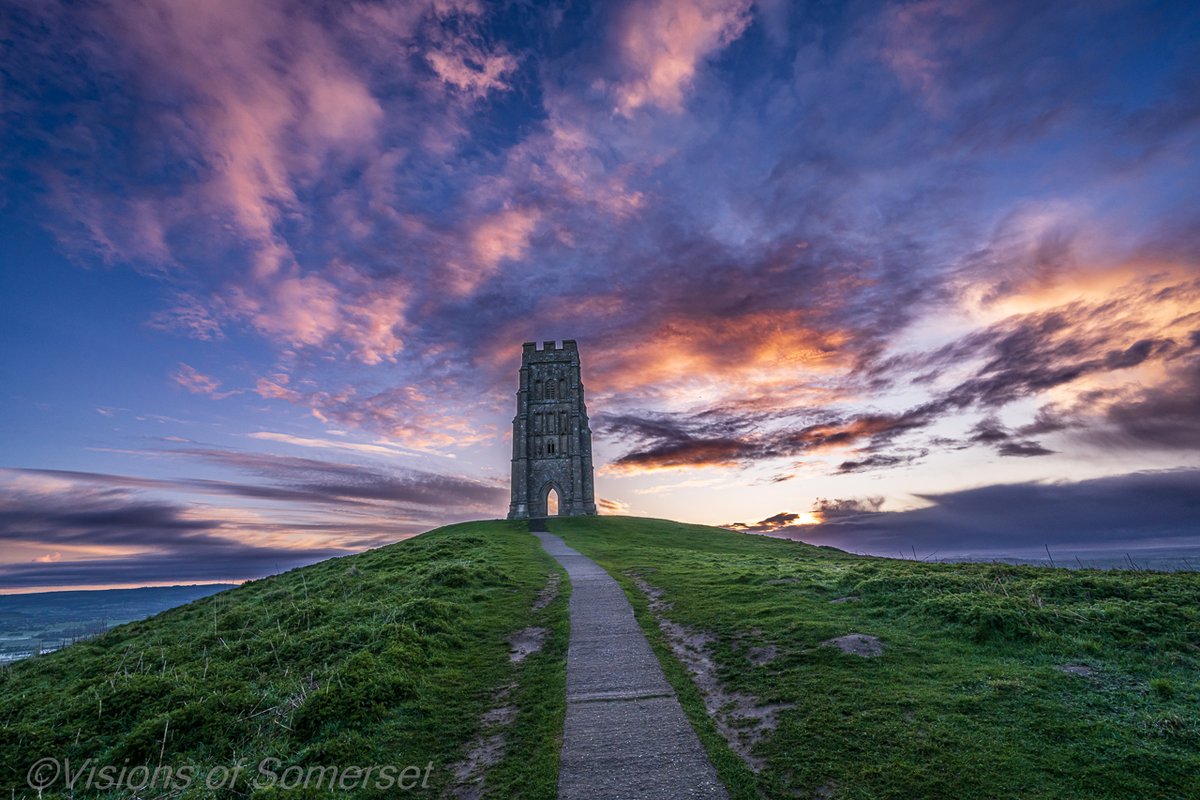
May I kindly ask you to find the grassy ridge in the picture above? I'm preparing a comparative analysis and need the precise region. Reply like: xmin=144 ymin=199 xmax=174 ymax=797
xmin=552 ymin=516 xmax=1200 ymax=800
xmin=0 ymin=520 xmax=567 ymax=799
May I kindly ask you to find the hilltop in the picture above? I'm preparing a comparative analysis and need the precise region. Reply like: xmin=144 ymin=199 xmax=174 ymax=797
xmin=2 ymin=516 xmax=1198 ymax=799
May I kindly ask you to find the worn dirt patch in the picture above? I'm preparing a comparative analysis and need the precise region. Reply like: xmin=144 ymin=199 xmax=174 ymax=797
xmin=630 ymin=573 xmax=792 ymax=772
xmin=829 ymin=595 xmax=860 ymax=604
xmin=444 ymin=697 xmax=520 ymax=796
xmin=766 ymin=577 xmax=801 ymax=585
xmin=531 ymin=571 xmax=561 ymax=612
xmin=1059 ymin=663 xmax=1094 ymax=677
xmin=446 ymin=733 xmax=505 ymax=799
xmin=821 ymin=633 xmax=884 ymax=657
xmin=507 ymin=627 xmax=548 ymax=663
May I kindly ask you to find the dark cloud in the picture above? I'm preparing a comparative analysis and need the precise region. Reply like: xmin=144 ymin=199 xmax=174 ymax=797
xmin=813 ymin=497 xmax=885 ymax=515
xmin=0 ymin=446 xmax=507 ymax=589
xmin=0 ymin=481 xmax=357 ymax=588
xmin=965 ymin=416 xmax=1054 ymax=457
xmin=836 ymin=452 xmax=924 ymax=474
xmin=601 ymin=407 xmax=940 ymax=473
xmin=13 ymin=448 xmax=506 ymax=512
xmin=1076 ymin=354 xmax=1200 ymax=452
xmin=997 ymin=440 xmax=1055 ymax=457
xmin=749 ymin=470 xmax=1200 ymax=557
xmin=172 ymin=448 xmax=506 ymax=508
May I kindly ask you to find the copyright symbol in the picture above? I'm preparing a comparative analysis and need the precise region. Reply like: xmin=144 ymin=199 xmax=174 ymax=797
xmin=27 ymin=757 xmax=60 ymax=790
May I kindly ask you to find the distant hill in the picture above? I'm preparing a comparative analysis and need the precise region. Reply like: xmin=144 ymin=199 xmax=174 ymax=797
xmin=0 ymin=584 xmax=236 ymax=663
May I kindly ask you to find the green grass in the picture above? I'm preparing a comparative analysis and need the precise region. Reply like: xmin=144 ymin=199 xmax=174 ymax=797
xmin=0 ymin=520 xmax=567 ymax=799
xmin=5 ymin=514 xmax=1196 ymax=799
xmin=551 ymin=516 xmax=1200 ymax=800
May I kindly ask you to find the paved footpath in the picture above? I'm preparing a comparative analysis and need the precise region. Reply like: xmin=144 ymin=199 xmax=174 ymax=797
xmin=532 ymin=526 xmax=728 ymax=800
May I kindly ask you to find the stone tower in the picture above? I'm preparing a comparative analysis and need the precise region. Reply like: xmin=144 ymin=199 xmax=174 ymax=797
xmin=507 ymin=340 xmax=598 ymax=519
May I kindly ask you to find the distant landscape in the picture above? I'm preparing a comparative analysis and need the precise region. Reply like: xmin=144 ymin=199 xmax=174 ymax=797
xmin=0 ymin=585 xmax=234 ymax=663
xmin=753 ymin=532 xmax=1200 ymax=572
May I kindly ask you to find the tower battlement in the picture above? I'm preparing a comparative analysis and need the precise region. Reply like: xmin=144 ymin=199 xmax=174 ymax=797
xmin=507 ymin=339 xmax=597 ymax=519
xmin=521 ymin=340 xmax=579 ymax=361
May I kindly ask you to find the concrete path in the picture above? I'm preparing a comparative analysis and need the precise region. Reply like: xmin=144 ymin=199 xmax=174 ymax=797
xmin=532 ymin=525 xmax=728 ymax=800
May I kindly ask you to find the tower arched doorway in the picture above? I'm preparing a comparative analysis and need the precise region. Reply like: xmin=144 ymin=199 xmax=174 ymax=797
xmin=546 ymin=486 xmax=560 ymax=516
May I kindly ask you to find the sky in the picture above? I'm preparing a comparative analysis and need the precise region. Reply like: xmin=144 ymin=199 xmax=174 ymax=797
xmin=1 ymin=0 xmax=1198 ymax=592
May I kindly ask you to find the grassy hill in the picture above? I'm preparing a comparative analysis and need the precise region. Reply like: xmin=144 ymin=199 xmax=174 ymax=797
xmin=550 ymin=516 xmax=1200 ymax=800
xmin=2 ymin=515 xmax=1197 ymax=799
xmin=0 ymin=521 xmax=568 ymax=799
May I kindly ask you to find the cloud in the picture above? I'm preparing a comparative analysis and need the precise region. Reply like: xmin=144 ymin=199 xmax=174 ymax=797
xmin=3 ymin=0 xmax=1199 ymax=525
xmin=612 ymin=0 xmax=753 ymax=115
xmin=0 ymin=449 xmax=508 ymax=589
xmin=247 ymin=431 xmax=421 ymax=459
xmin=172 ymin=363 xmax=242 ymax=400
xmin=1069 ymin=353 xmax=1200 ymax=452
xmin=426 ymin=44 xmax=518 ymax=99
xmin=0 ymin=471 xmax=354 ymax=587
xmin=996 ymin=440 xmax=1055 ymax=457
xmin=597 ymin=497 xmax=631 ymax=514
xmin=836 ymin=452 xmax=926 ymax=474
xmin=464 ymin=206 xmax=542 ymax=288
xmin=747 ymin=470 xmax=1200 ymax=557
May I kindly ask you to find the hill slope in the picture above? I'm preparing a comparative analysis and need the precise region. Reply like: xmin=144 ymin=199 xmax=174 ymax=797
xmin=0 ymin=520 xmax=567 ymax=799
xmin=3 ymin=515 xmax=1198 ymax=799
xmin=551 ymin=516 xmax=1200 ymax=800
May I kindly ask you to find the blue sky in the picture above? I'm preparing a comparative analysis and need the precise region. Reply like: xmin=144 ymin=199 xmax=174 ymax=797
xmin=1 ymin=0 xmax=1198 ymax=591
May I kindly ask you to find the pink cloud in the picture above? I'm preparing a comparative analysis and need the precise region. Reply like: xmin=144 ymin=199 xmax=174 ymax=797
xmin=172 ymin=363 xmax=240 ymax=399
xmin=426 ymin=47 xmax=518 ymax=99
xmin=148 ymin=292 xmax=225 ymax=341
xmin=468 ymin=206 xmax=540 ymax=275
xmin=613 ymin=0 xmax=753 ymax=115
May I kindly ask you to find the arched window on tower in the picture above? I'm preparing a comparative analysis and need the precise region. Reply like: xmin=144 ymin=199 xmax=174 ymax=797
xmin=546 ymin=379 xmax=557 ymax=399
xmin=548 ymin=441 xmax=556 ymax=455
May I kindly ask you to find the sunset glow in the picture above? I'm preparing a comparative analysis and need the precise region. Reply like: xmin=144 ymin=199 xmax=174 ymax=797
xmin=1 ymin=0 xmax=1198 ymax=591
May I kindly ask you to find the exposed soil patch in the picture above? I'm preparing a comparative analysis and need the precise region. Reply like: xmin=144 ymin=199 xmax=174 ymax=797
xmin=446 ymin=732 xmax=506 ymax=799
xmin=1059 ymin=663 xmax=1094 ymax=677
xmin=444 ymin=695 xmax=521 ymax=796
xmin=531 ymin=571 xmax=561 ymax=612
xmin=766 ymin=577 xmax=801 ymax=585
xmin=507 ymin=627 xmax=548 ymax=663
xmin=821 ymin=633 xmax=884 ymax=657
xmin=829 ymin=595 xmax=860 ymax=604
xmin=630 ymin=573 xmax=792 ymax=772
